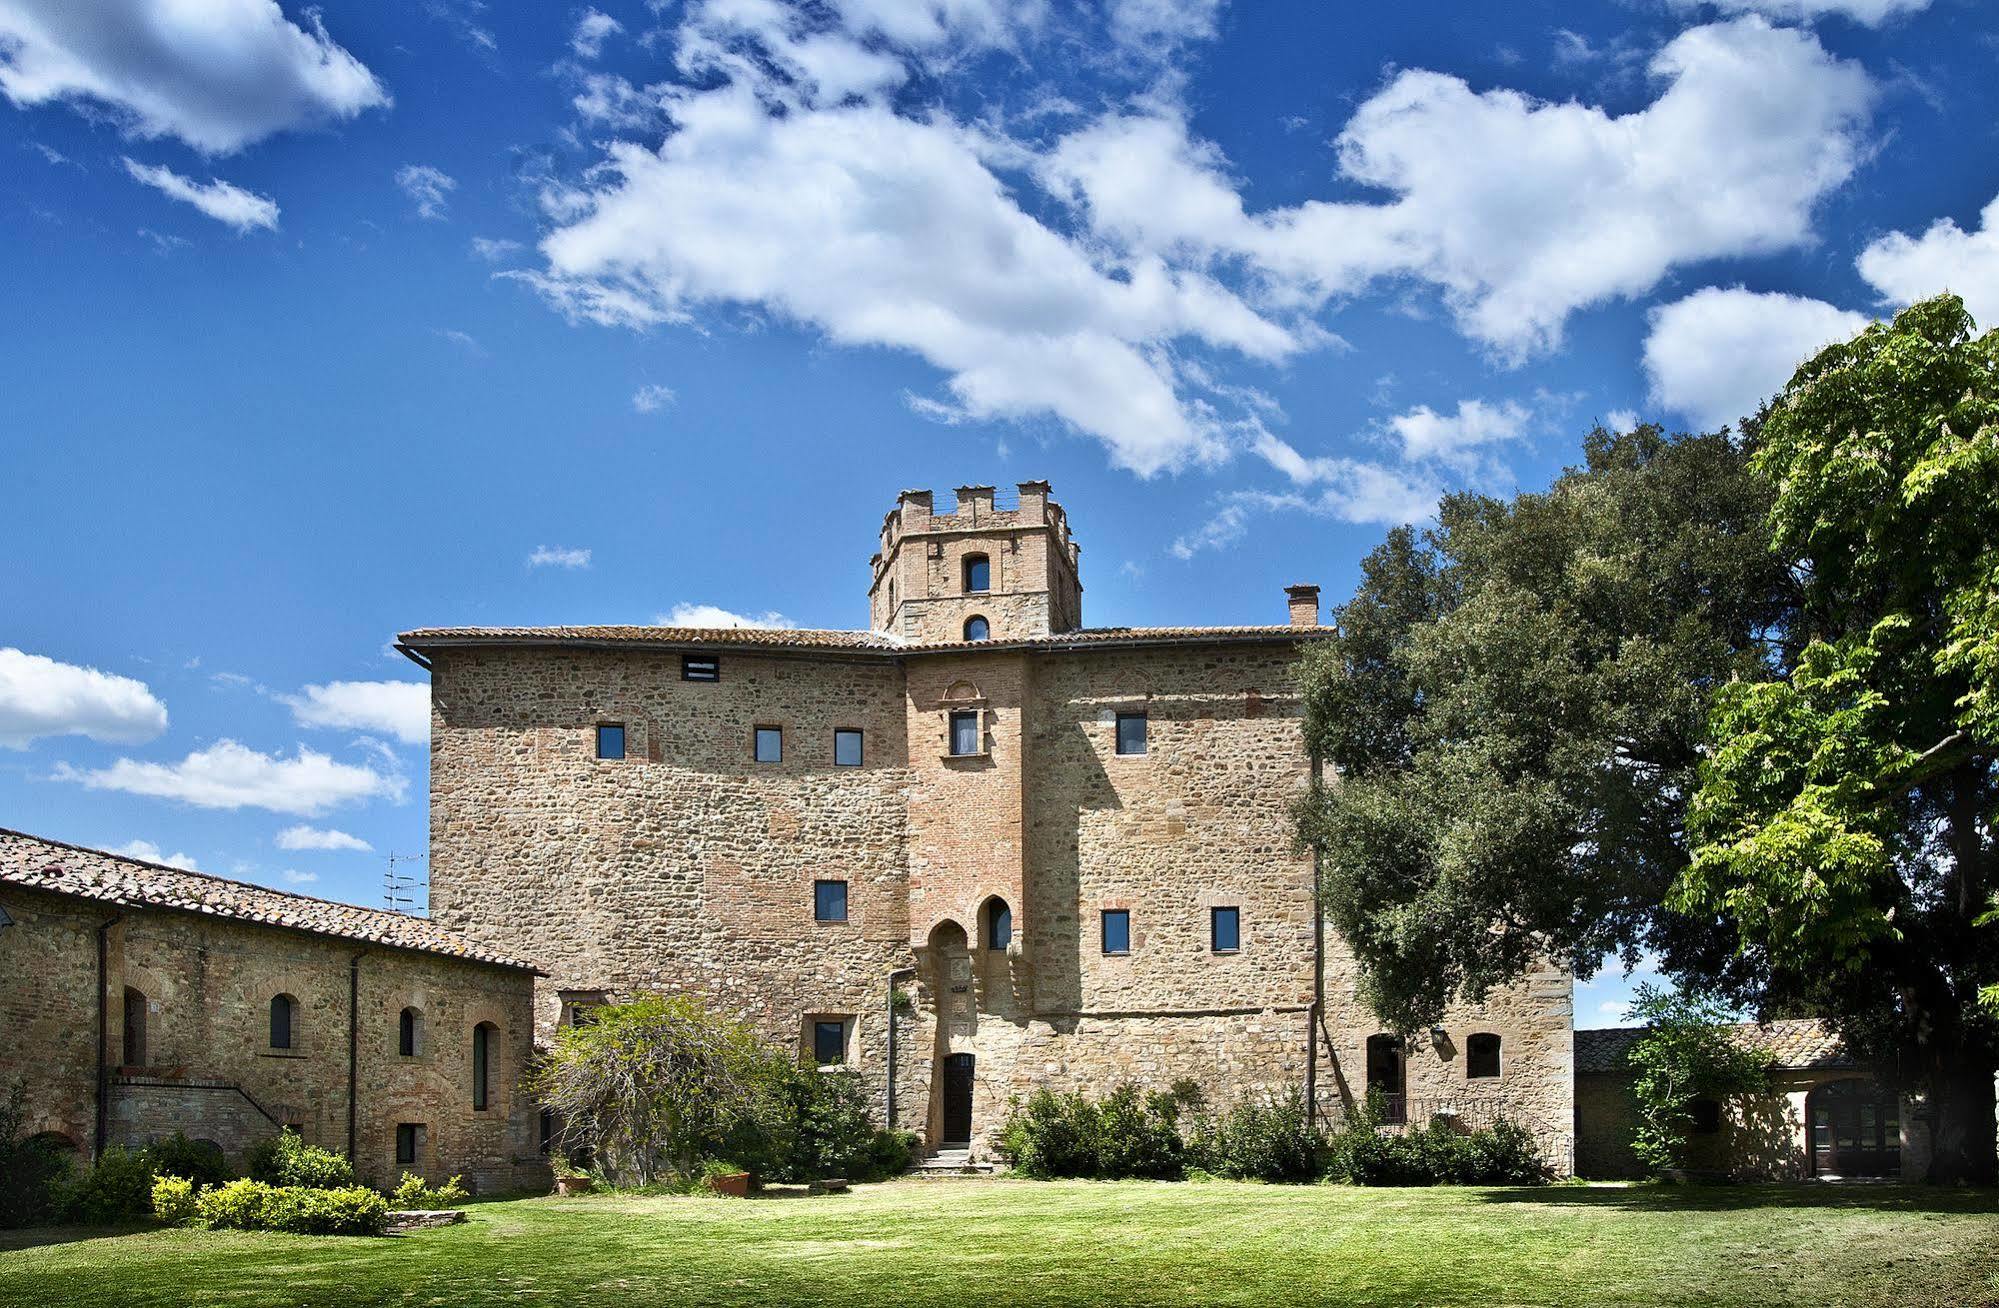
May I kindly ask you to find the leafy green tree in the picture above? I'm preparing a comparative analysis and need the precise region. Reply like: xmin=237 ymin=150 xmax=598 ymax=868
xmin=1297 ymin=425 xmax=1793 ymax=1032
xmin=1622 ymin=986 xmax=1772 ymax=1175
xmin=1679 ymin=295 xmax=1999 ymax=1183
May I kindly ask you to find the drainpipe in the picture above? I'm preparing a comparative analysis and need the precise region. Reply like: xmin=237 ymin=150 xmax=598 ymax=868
xmin=885 ymin=965 xmax=916 ymax=1129
xmin=348 ymin=950 xmax=366 ymax=1159
xmin=95 ymin=912 xmax=123 ymax=1159
xmin=1306 ymin=751 xmax=1324 ymax=1133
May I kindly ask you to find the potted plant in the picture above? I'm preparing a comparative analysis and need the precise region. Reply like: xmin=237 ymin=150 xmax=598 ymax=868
xmin=703 ymin=1160 xmax=750 ymax=1198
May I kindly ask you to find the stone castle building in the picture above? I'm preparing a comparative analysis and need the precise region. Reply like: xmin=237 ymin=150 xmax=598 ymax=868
xmin=0 ymin=830 xmax=546 ymax=1191
xmin=398 ymin=482 xmax=1576 ymax=1162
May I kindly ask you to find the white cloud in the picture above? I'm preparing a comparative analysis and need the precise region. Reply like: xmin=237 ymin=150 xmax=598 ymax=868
xmin=0 ymin=647 xmax=168 ymax=749
xmin=122 ymin=158 xmax=278 ymax=232
xmin=528 ymin=545 xmax=593 ymax=568
xmin=57 ymin=740 xmax=404 ymax=817
xmin=275 ymin=824 xmax=372 ymax=852
xmin=1664 ymin=0 xmax=1930 ymax=27
xmin=0 ymin=0 xmax=388 ymax=154
xmin=571 ymin=8 xmax=624 ymax=59
xmin=284 ymin=680 xmax=430 ymax=745
xmin=1643 ymin=287 xmax=1869 ymax=431
xmin=1384 ymin=398 xmax=1531 ymax=466
xmin=1107 ymin=0 xmax=1222 ymax=52
xmin=1044 ymin=18 xmax=1874 ymax=360
xmin=109 ymin=839 xmax=199 ymax=871
xmin=470 ymin=236 xmax=524 ymax=262
xmin=396 ymin=164 xmax=456 ymax=221
xmin=1171 ymin=461 xmax=1443 ymax=559
xmin=1604 ymin=408 xmax=1640 ymax=433
xmin=631 ymin=383 xmax=676 ymax=413
xmin=279 ymin=869 xmax=319 ymax=885
xmin=657 ymin=604 xmax=797 ymax=630
xmin=1856 ymin=192 xmax=1999 ymax=327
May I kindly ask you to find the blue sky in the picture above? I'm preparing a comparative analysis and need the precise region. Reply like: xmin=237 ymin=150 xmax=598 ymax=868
xmin=4 ymin=0 xmax=1996 ymax=1027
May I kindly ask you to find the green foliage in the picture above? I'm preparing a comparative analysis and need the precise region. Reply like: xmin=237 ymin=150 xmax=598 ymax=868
xmin=1185 ymin=1087 xmax=1323 ymax=1183
xmin=1679 ymin=294 xmax=1999 ymax=1183
xmin=0 ymin=1079 xmax=74 ymax=1229
xmin=530 ymin=994 xmax=797 ymax=1187
xmin=996 ymin=1087 xmax=1112 ymax=1179
xmin=863 ymin=1128 xmax=918 ymax=1179
xmin=390 ymin=1172 xmax=468 ymax=1209
xmin=59 ymin=1146 xmax=158 ymax=1224
xmin=1321 ymin=1099 xmax=1550 ymax=1186
xmin=150 ymin=1175 xmax=198 ymax=1227
xmin=1622 ymin=987 xmax=1772 ymax=1176
xmin=1090 ymin=1085 xmax=1185 ymax=1180
xmin=1297 ymin=425 xmax=1791 ymax=1030
xmin=145 ymin=1132 xmax=231 ymax=1189
xmin=246 ymin=1129 xmax=355 ymax=1189
xmin=194 ymin=1179 xmax=387 ymax=1235
xmin=768 ymin=1067 xmax=912 ymax=1183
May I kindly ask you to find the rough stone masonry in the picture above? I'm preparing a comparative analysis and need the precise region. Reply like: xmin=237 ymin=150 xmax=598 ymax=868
xmin=401 ymin=482 xmax=1575 ymax=1165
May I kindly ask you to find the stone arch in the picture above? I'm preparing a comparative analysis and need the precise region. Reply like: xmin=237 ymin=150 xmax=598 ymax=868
xmin=978 ymin=895 xmax=1012 ymax=953
xmin=121 ymin=985 xmax=150 ymax=1067
xmin=398 ymin=1004 xmax=426 ymax=1057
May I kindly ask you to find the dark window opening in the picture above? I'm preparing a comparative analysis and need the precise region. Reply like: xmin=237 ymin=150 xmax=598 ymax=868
xmin=986 ymin=899 xmax=1013 ymax=951
xmin=1366 ymin=1034 xmax=1406 ymax=1122
xmin=814 ymin=879 xmax=848 ymax=923
xmin=682 ymin=655 xmax=720 ymax=682
xmin=595 ymin=723 xmax=625 ymax=760
xmin=539 ymin=1109 xmax=554 ymax=1154
xmin=472 ymin=1022 xmax=495 ymax=1111
xmin=269 ymin=994 xmax=295 ymax=1050
xmin=1115 ymin=712 xmax=1148 ymax=756
xmin=813 ymin=1020 xmax=847 ymax=1065
xmin=1101 ymin=909 xmax=1130 ymax=954
xmin=834 ymin=729 xmax=864 ymax=767
xmin=1211 ymin=906 xmax=1240 ymax=952
xmin=122 ymin=987 xmax=148 ymax=1066
xmin=963 ymin=554 xmax=990 ymax=593
xmin=1467 ymin=1032 xmax=1501 ymax=1080
xmin=754 ymin=726 xmax=783 ymax=763
xmin=395 ymin=1123 xmax=419 ymax=1166
xmin=949 ymin=710 xmax=981 ymax=756
xmin=963 ymin=615 xmax=990 ymax=642
xmin=398 ymin=1007 xmax=420 ymax=1057
xmin=1691 ymin=1097 xmax=1723 ymax=1135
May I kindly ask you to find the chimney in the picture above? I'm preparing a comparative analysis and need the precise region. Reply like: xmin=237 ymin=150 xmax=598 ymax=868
xmin=1285 ymin=584 xmax=1321 ymax=628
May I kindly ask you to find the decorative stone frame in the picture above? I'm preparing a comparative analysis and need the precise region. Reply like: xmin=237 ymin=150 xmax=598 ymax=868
xmin=800 ymin=1012 xmax=861 ymax=1069
xmin=939 ymin=681 xmax=990 ymax=761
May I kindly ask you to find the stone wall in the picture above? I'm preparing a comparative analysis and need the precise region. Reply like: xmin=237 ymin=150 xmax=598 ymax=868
xmin=0 ymin=883 xmax=545 ymax=1191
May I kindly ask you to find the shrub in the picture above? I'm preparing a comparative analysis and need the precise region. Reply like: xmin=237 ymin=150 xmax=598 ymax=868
xmin=1624 ymin=986 xmax=1771 ymax=1176
xmin=1187 ymin=1088 xmax=1323 ymax=1183
xmin=60 ymin=1145 xmax=158 ymax=1224
xmin=195 ymin=1179 xmax=387 ymax=1235
xmin=150 ymin=1175 xmax=198 ymax=1227
xmin=1323 ymin=1101 xmax=1551 ymax=1186
xmin=147 ymin=1133 xmax=231 ymax=1189
xmin=0 ymin=1079 xmax=74 ymax=1229
xmin=390 ymin=1172 xmax=468 ymax=1209
xmin=247 ymin=1129 xmax=355 ymax=1190
xmin=995 ymin=1084 xmax=1183 ymax=1180
xmin=1093 ymin=1085 xmax=1184 ymax=1180
xmin=862 ymin=1128 xmax=918 ymax=1181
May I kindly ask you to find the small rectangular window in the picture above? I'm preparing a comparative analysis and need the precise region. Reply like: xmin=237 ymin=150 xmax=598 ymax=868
xmin=949 ymin=710 xmax=981 ymax=757
xmin=1211 ymin=906 xmax=1240 ymax=953
xmin=596 ymin=724 xmax=625 ymax=760
xmin=834 ymin=729 xmax=864 ymax=767
xmin=395 ymin=1123 xmax=419 ymax=1166
xmin=755 ymin=726 xmax=783 ymax=763
xmin=1101 ymin=909 xmax=1130 ymax=954
xmin=682 ymin=655 xmax=720 ymax=682
xmin=1467 ymin=1032 xmax=1501 ymax=1080
xmin=814 ymin=879 xmax=848 ymax=923
xmin=813 ymin=1020 xmax=847 ymax=1065
xmin=1115 ymin=712 xmax=1147 ymax=756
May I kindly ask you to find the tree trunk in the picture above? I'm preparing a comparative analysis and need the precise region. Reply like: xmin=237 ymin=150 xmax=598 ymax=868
xmin=1921 ymin=1054 xmax=1998 ymax=1185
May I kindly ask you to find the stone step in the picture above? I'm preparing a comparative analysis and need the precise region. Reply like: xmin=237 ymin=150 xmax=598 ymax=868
xmin=909 ymin=1147 xmax=995 ymax=1176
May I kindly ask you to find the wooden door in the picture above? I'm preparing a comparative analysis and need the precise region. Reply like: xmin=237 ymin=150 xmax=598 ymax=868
xmin=943 ymin=1053 xmax=975 ymax=1144
xmin=1808 ymin=1079 xmax=1900 ymax=1177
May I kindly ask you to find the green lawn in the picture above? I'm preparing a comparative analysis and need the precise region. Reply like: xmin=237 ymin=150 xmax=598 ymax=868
xmin=2 ymin=1178 xmax=1995 ymax=1308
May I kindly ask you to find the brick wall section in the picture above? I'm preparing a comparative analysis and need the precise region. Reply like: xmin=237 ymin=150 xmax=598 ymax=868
xmin=0 ymin=884 xmax=544 ymax=1191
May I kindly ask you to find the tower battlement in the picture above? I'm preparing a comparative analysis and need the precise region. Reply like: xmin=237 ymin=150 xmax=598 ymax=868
xmin=869 ymin=480 xmax=1082 ymax=640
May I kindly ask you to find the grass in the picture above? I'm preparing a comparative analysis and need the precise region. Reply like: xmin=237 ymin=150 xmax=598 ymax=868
xmin=2 ymin=1178 xmax=1996 ymax=1308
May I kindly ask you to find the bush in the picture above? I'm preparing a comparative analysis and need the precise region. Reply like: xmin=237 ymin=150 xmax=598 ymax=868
xmin=1187 ymin=1088 xmax=1323 ymax=1183
xmin=60 ymin=1145 xmax=158 ymax=1224
xmin=1094 ymin=1085 xmax=1184 ymax=1180
xmin=862 ymin=1128 xmax=918 ymax=1180
xmin=246 ymin=1130 xmax=355 ymax=1189
xmin=995 ymin=1084 xmax=1183 ymax=1180
xmin=146 ymin=1133 xmax=231 ymax=1189
xmin=390 ymin=1172 xmax=468 ymax=1209
xmin=0 ymin=1080 xmax=74 ymax=1228
xmin=150 ymin=1175 xmax=198 ymax=1227
xmin=195 ymin=1179 xmax=387 ymax=1235
xmin=1323 ymin=1101 xmax=1551 ymax=1186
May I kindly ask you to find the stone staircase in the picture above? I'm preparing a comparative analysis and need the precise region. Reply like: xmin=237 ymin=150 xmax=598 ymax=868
xmin=909 ymin=1146 xmax=995 ymax=1177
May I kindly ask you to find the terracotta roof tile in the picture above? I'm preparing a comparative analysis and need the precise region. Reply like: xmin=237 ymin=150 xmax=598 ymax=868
xmin=397 ymin=623 xmax=1330 ymax=656
xmin=1574 ymin=1018 xmax=1853 ymax=1074
xmin=0 ymin=829 xmax=540 ymax=973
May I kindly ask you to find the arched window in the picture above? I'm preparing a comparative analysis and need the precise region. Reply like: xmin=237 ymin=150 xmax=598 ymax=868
xmin=122 ymin=987 xmax=148 ymax=1066
xmin=472 ymin=1022 xmax=496 ymax=1111
xmin=1466 ymin=1032 xmax=1501 ymax=1080
xmin=1365 ymin=1033 xmax=1405 ymax=1122
xmin=399 ymin=1007 xmax=423 ymax=1057
xmin=269 ymin=994 xmax=296 ymax=1050
xmin=963 ymin=554 xmax=990 ymax=593
xmin=984 ymin=898 xmax=1012 ymax=951
xmin=963 ymin=615 xmax=990 ymax=642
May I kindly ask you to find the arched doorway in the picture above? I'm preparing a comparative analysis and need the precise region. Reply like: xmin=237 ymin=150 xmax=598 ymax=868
xmin=942 ymin=1053 xmax=976 ymax=1146
xmin=1807 ymin=1078 xmax=1901 ymax=1177
xmin=923 ymin=919 xmax=975 ymax=1147
xmin=1366 ymin=1034 xmax=1406 ymax=1124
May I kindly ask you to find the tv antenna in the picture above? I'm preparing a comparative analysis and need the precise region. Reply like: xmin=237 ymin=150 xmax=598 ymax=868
xmin=384 ymin=850 xmax=428 ymax=915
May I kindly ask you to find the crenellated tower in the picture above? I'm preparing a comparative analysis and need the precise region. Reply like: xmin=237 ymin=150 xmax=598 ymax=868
xmin=868 ymin=481 xmax=1082 ymax=642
